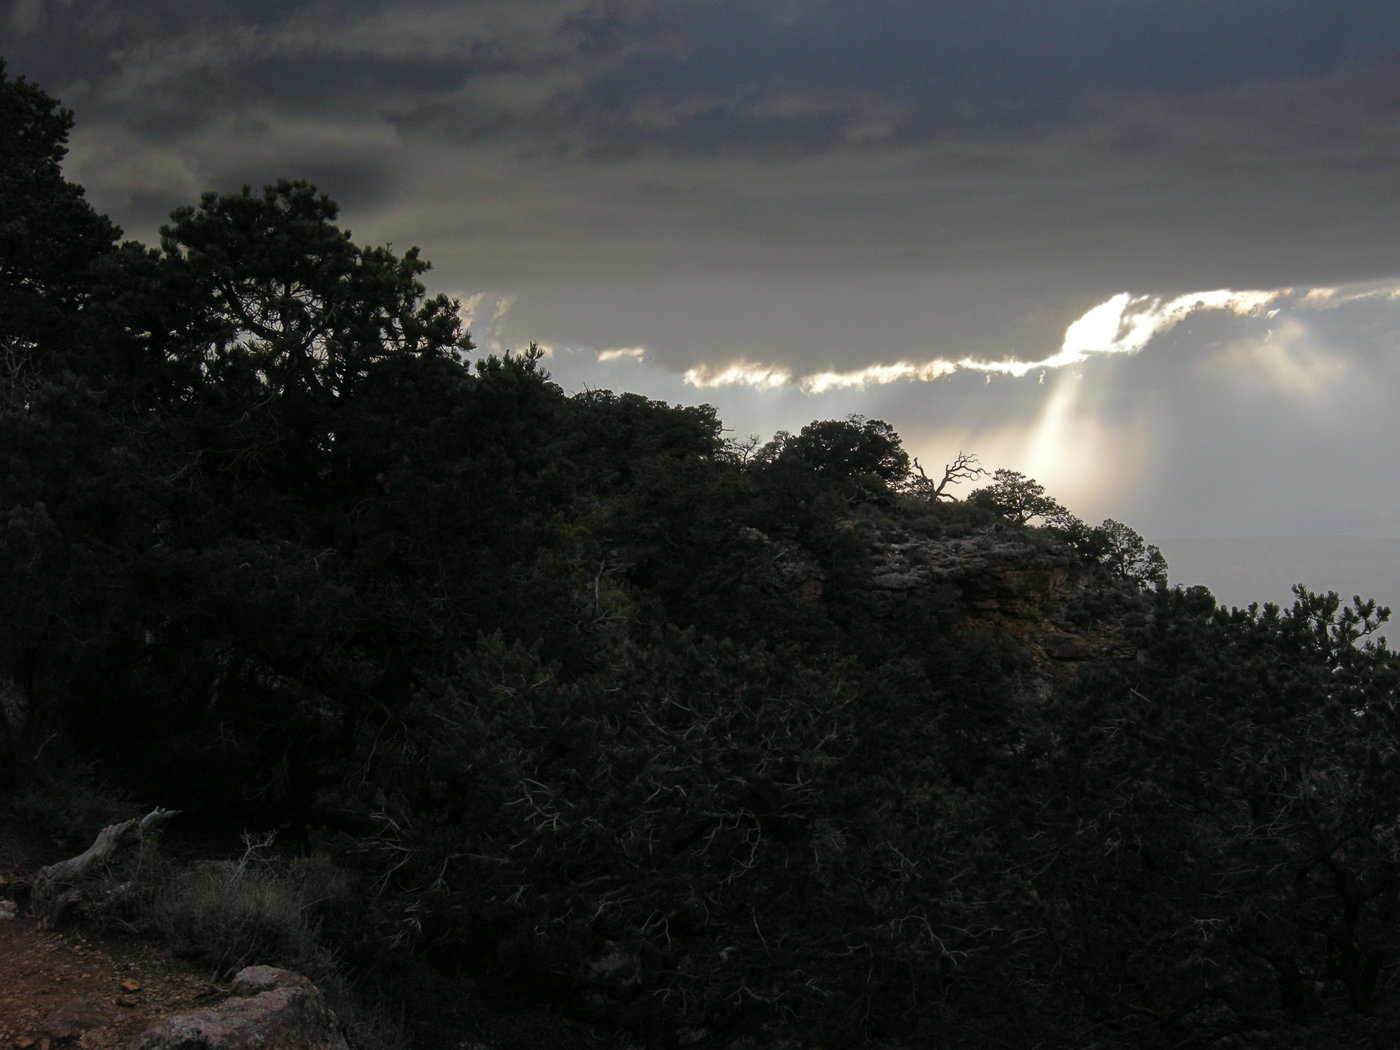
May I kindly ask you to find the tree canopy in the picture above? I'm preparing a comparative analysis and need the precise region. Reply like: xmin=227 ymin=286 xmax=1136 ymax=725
xmin=0 ymin=58 xmax=120 ymax=389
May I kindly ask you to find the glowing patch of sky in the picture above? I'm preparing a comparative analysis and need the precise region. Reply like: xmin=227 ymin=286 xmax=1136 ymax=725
xmin=665 ymin=289 xmax=1292 ymax=394
xmin=683 ymin=361 xmax=794 ymax=391
xmin=459 ymin=292 xmax=516 ymax=349
xmin=937 ymin=369 xmax=1140 ymax=525
xmin=1024 ymin=370 xmax=1090 ymax=485
xmin=800 ymin=360 xmax=959 ymax=394
xmin=1300 ymin=283 xmax=1400 ymax=307
xmin=1199 ymin=318 xmax=1354 ymax=408
xmin=963 ymin=289 xmax=1285 ymax=377
xmin=596 ymin=347 xmax=648 ymax=362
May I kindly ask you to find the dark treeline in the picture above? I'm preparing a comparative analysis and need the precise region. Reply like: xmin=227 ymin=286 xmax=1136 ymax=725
xmin=6 ymin=60 xmax=1400 ymax=1048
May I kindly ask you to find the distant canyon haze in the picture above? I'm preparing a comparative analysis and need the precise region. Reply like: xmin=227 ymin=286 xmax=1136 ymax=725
xmin=1162 ymin=535 xmax=1400 ymax=626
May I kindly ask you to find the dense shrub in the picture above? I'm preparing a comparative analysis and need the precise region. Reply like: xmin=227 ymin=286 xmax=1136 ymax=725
xmin=144 ymin=835 xmax=338 ymax=978
xmin=5 ymin=762 xmax=135 ymax=851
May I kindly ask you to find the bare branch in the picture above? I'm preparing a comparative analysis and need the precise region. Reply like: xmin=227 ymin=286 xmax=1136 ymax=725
xmin=908 ymin=451 xmax=986 ymax=501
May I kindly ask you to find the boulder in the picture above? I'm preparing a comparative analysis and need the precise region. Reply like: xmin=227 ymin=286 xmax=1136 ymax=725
xmin=128 ymin=966 xmax=347 ymax=1050
xmin=43 ymin=997 xmax=114 ymax=1041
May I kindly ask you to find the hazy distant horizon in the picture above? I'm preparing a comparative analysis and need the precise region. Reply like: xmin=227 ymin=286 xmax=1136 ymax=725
xmin=1159 ymin=535 xmax=1400 ymax=625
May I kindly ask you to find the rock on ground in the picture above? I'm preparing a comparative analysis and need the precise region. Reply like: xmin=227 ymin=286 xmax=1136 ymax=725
xmin=129 ymin=966 xmax=348 ymax=1050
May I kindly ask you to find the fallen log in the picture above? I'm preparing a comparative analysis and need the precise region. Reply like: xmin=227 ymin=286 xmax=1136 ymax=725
xmin=32 ymin=807 xmax=180 ymax=927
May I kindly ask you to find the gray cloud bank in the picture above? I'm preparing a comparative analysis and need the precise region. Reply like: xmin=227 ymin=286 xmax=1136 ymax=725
xmin=13 ymin=2 xmax=1400 ymax=358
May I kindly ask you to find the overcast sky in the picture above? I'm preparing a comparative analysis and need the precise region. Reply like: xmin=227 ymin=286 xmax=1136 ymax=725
xmin=8 ymin=0 xmax=1400 ymax=609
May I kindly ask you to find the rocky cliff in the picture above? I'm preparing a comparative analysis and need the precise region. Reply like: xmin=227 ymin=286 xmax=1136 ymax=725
xmin=766 ymin=516 xmax=1147 ymax=678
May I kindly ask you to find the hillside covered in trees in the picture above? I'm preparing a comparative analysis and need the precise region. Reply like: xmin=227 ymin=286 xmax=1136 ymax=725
xmin=6 ymin=60 xmax=1400 ymax=1049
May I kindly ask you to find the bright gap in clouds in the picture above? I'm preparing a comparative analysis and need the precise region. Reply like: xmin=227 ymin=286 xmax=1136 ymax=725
xmin=673 ymin=287 xmax=1288 ymax=392
xmin=664 ymin=286 xmax=1288 ymax=519
xmin=1003 ymin=288 xmax=1284 ymax=375
xmin=682 ymin=361 xmax=793 ymax=391
xmin=469 ymin=280 xmax=1400 ymax=547
xmin=498 ymin=279 xmax=1400 ymax=614
xmin=800 ymin=360 xmax=959 ymax=394
xmin=596 ymin=347 xmax=648 ymax=362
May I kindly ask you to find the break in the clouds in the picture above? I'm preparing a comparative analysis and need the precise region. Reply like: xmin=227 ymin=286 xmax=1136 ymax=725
xmin=524 ymin=279 xmax=1400 ymax=548
xmin=673 ymin=287 xmax=1292 ymax=393
xmin=9 ymin=0 xmax=1400 ymax=593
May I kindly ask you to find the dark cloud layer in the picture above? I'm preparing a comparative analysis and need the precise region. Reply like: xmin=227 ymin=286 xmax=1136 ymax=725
xmin=12 ymin=1 xmax=1400 ymax=301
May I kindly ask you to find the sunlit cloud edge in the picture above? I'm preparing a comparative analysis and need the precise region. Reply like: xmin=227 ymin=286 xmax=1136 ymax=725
xmin=678 ymin=283 xmax=1400 ymax=393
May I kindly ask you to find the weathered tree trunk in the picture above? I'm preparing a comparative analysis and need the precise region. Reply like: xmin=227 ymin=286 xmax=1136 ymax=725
xmin=31 ymin=807 xmax=180 ymax=927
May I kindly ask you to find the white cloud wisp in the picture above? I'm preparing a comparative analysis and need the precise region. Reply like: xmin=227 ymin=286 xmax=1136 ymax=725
xmin=675 ymin=288 xmax=1290 ymax=394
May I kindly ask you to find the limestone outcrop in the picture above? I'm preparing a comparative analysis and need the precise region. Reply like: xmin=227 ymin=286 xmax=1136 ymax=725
xmin=128 ymin=966 xmax=348 ymax=1050
xmin=863 ymin=525 xmax=1144 ymax=661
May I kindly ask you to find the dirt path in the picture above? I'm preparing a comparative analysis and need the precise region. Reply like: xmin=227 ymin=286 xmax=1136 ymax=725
xmin=0 ymin=825 xmax=223 ymax=1048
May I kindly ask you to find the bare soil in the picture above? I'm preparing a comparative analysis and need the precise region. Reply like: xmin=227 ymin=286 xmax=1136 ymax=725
xmin=0 ymin=823 xmax=224 ymax=1049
